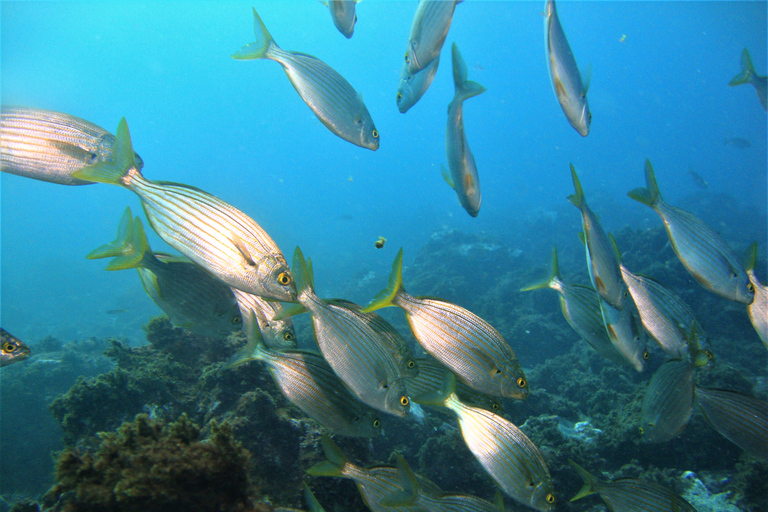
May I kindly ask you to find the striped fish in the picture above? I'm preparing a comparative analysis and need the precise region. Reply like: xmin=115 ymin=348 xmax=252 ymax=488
xmin=568 ymin=165 xmax=629 ymax=310
xmin=628 ymin=160 xmax=754 ymax=304
xmin=405 ymin=0 xmax=460 ymax=74
xmin=325 ymin=0 xmax=358 ymax=39
xmin=569 ymin=460 xmax=696 ymax=511
xmin=362 ymin=248 xmax=529 ymax=400
xmin=443 ymin=43 xmax=485 ymax=218
xmin=275 ymin=248 xmax=411 ymax=418
xmin=521 ymin=247 xmax=628 ymax=367
xmin=307 ymin=435 xmax=442 ymax=512
xmin=599 ymin=297 xmax=647 ymax=373
xmin=226 ymin=311 xmax=381 ymax=438
xmin=415 ymin=374 xmax=554 ymax=511
xmin=696 ymin=387 xmax=768 ymax=462
xmin=744 ymin=242 xmax=767 ymax=348
xmin=73 ymin=118 xmax=296 ymax=303
xmin=545 ymin=0 xmax=591 ymax=136
xmin=233 ymin=8 xmax=379 ymax=151
xmin=1 ymin=105 xmax=143 ymax=186
xmin=396 ymin=53 xmax=440 ymax=114
xmin=640 ymin=359 xmax=695 ymax=443
xmin=87 ymin=207 xmax=243 ymax=340
xmin=1 ymin=328 xmax=31 ymax=367
xmin=231 ymin=287 xmax=296 ymax=350
xmin=729 ymin=48 xmax=767 ymax=110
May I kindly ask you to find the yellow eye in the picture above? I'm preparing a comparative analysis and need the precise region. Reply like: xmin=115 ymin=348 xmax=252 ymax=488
xmin=284 ymin=332 xmax=293 ymax=341
xmin=705 ymin=350 xmax=713 ymax=360
xmin=400 ymin=396 xmax=409 ymax=407
xmin=748 ymin=283 xmax=755 ymax=293
xmin=639 ymin=426 xmax=644 ymax=434
xmin=396 ymin=92 xmax=403 ymax=101
xmin=232 ymin=316 xmax=242 ymax=325
xmin=3 ymin=342 xmax=16 ymax=352
xmin=546 ymin=494 xmax=555 ymax=504
xmin=372 ymin=129 xmax=379 ymax=139
xmin=404 ymin=52 xmax=409 ymax=63
xmin=407 ymin=359 xmax=415 ymax=369
xmin=277 ymin=272 xmax=292 ymax=286
xmin=373 ymin=419 xmax=382 ymax=428
xmin=516 ymin=377 xmax=526 ymax=388
xmin=643 ymin=351 xmax=650 ymax=360
xmin=491 ymin=402 xmax=500 ymax=411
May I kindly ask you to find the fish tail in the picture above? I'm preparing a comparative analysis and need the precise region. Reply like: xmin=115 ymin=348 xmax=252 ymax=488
xmin=520 ymin=247 xmax=561 ymax=291
xmin=452 ymin=43 xmax=486 ymax=102
xmin=224 ymin=309 xmax=265 ymax=369
xmin=302 ymin=483 xmax=324 ymax=512
xmin=729 ymin=48 xmax=755 ymax=86
xmin=627 ymin=159 xmax=662 ymax=208
xmin=306 ymin=435 xmax=349 ymax=477
xmin=743 ymin=241 xmax=758 ymax=272
xmin=232 ymin=7 xmax=277 ymax=60
xmin=568 ymin=460 xmax=600 ymax=501
xmin=86 ymin=207 xmax=149 ymax=271
xmin=566 ymin=163 xmax=585 ymax=208
xmin=360 ymin=247 xmax=405 ymax=313
xmin=380 ymin=455 xmax=419 ymax=507
xmin=72 ymin=117 xmax=138 ymax=185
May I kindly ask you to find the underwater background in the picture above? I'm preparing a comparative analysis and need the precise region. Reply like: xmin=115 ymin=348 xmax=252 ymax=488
xmin=1 ymin=1 xmax=766 ymax=511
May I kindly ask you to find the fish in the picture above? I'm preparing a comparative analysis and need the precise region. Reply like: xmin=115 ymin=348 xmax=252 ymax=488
xmin=443 ymin=43 xmax=486 ymax=218
xmin=230 ymin=287 xmax=296 ymax=350
xmin=640 ymin=359 xmax=695 ymax=443
xmin=274 ymin=248 xmax=411 ymax=418
xmin=569 ymin=460 xmax=696 ymax=511
xmin=695 ymin=387 xmax=768 ymax=462
xmin=723 ymin=137 xmax=752 ymax=149
xmin=404 ymin=0 xmax=461 ymax=74
xmin=544 ymin=0 xmax=591 ymax=136
xmin=87 ymin=207 xmax=244 ymax=340
xmin=233 ymin=8 xmax=379 ymax=151
xmin=1 ymin=105 xmax=143 ymax=186
xmin=628 ymin=159 xmax=754 ymax=305
xmin=520 ymin=247 xmax=629 ymax=367
xmin=598 ymin=297 xmax=647 ymax=372
xmin=375 ymin=236 xmax=387 ymax=249
xmin=362 ymin=248 xmax=529 ymax=400
xmin=226 ymin=310 xmax=381 ymax=438
xmin=744 ymin=242 xmax=767 ymax=348
xmin=73 ymin=118 xmax=296 ymax=303
xmin=568 ymin=165 xmax=630 ymax=310
xmin=1 ymin=328 xmax=31 ymax=367
xmin=396 ymin=54 xmax=440 ymax=113
xmin=415 ymin=373 xmax=555 ymax=511
xmin=307 ymin=435 xmax=442 ymax=512
xmin=687 ymin=168 xmax=708 ymax=189
xmin=728 ymin=48 xmax=767 ymax=110
xmin=324 ymin=0 xmax=359 ymax=39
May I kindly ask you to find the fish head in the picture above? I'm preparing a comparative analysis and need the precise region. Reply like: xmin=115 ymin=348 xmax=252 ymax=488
xmin=735 ymin=269 xmax=756 ymax=305
xmin=352 ymin=410 xmax=384 ymax=438
xmin=396 ymin=64 xmax=417 ymax=113
xmin=355 ymin=107 xmax=379 ymax=151
xmin=329 ymin=0 xmax=356 ymax=39
xmin=497 ymin=364 xmax=529 ymax=400
xmin=384 ymin=380 xmax=411 ymax=418
xmin=0 ymin=331 xmax=31 ymax=367
xmin=528 ymin=476 xmax=556 ymax=511
xmin=257 ymin=258 xmax=298 ymax=302
xmin=575 ymin=96 xmax=591 ymax=136
xmin=261 ymin=317 xmax=297 ymax=350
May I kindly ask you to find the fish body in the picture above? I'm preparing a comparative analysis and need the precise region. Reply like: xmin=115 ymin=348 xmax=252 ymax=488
xmin=569 ymin=460 xmax=696 ymax=511
xmin=74 ymin=118 xmax=296 ymax=302
xmin=641 ymin=359 xmax=695 ymax=443
xmin=444 ymin=43 xmax=485 ymax=218
xmin=87 ymin=207 xmax=243 ymax=339
xmin=744 ymin=242 xmax=768 ymax=348
xmin=628 ymin=160 xmax=754 ymax=304
xmin=233 ymin=8 xmax=379 ymax=150
xmin=396 ymin=53 xmax=440 ymax=113
xmin=696 ymin=387 xmax=768 ymax=461
xmin=230 ymin=287 xmax=296 ymax=349
xmin=326 ymin=0 xmax=358 ymax=38
xmin=599 ymin=297 xmax=647 ymax=372
xmin=405 ymin=0 xmax=460 ymax=74
xmin=729 ymin=48 xmax=767 ymax=110
xmin=687 ymin=168 xmax=708 ymax=189
xmin=545 ymin=0 xmax=591 ymax=136
xmin=1 ymin=328 xmax=31 ymax=367
xmin=363 ymin=248 xmax=529 ymax=400
xmin=1 ymin=105 xmax=143 ymax=186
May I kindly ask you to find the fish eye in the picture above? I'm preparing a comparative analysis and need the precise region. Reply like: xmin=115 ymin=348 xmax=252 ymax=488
xmin=3 ymin=342 xmax=16 ymax=352
xmin=231 ymin=316 xmax=242 ymax=325
xmin=407 ymin=359 xmax=415 ymax=369
xmin=491 ymin=402 xmax=500 ymax=411
xmin=400 ymin=396 xmax=409 ymax=407
xmin=747 ymin=283 xmax=755 ymax=293
xmin=372 ymin=129 xmax=379 ymax=139
xmin=516 ymin=377 xmax=526 ymax=388
xmin=277 ymin=272 xmax=292 ymax=286
xmin=546 ymin=494 xmax=555 ymax=504
xmin=404 ymin=52 xmax=409 ymax=63
xmin=639 ymin=426 xmax=644 ymax=434
xmin=643 ymin=351 xmax=650 ymax=360
xmin=396 ymin=92 xmax=403 ymax=102
xmin=705 ymin=350 xmax=714 ymax=360
xmin=283 ymin=332 xmax=293 ymax=341
xmin=373 ymin=419 xmax=382 ymax=428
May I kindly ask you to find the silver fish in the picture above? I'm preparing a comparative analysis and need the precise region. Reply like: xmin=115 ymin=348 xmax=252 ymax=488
xmin=744 ymin=242 xmax=768 ymax=349
xmin=233 ymin=8 xmax=379 ymax=150
xmin=362 ymin=248 xmax=529 ymax=400
xmin=1 ymin=105 xmax=143 ymax=186
xmin=443 ymin=43 xmax=485 ymax=218
xmin=696 ymin=387 xmax=768 ymax=462
xmin=729 ymin=48 xmax=767 ymax=110
xmin=628 ymin=159 xmax=754 ymax=304
xmin=569 ymin=460 xmax=696 ymax=511
xmin=599 ymin=297 xmax=647 ymax=373
xmin=325 ymin=0 xmax=358 ymax=39
xmin=641 ymin=359 xmax=695 ymax=443
xmin=231 ymin=287 xmax=296 ymax=350
xmin=1 ymin=328 xmax=31 ymax=367
xmin=74 ymin=118 xmax=296 ymax=302
xmin=226 ymin=311 xmax=381 ymax=438
xmin=544 ymin=0 xmax=591 ymax=136
xmin=405 ymin=0 xmax=460 ymax=74
xmin=88 ymin=207 xmax=243 ymax=340
xmin=396 ymin=53 xmax=440 ymax=113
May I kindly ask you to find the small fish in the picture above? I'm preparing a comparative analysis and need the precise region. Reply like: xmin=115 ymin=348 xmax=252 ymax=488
xmin=415 ymin=373 xmax=555 ymax=511
xmin=74 ymin=118 xmax=296 ymax=302
xmin=230 ymin=287 xmax=296 ymax=350
xmin=545 ymin=0 xmax=591 ymax=136
xmin=324 ymin=0 xmax=359 ymax=39
xmin=443 ymin=43 xmax=486 ymax=218
xmin=233 ymin=8 xmax=379 ymax=150
xmin=362 ymin=248 xmax=529 ymax=400
xmin=728 ymin=48 xmax=767 ymax=110
xmin=695 ymin=387 xmax=768 ymax=462
xmin=687 ymin=168 xmax=708 ymax=189
xmin=404 ymin=0 xmax=461 ymax=74
xmin=569 ymin=460 xmax=696 ymax=511
xmin=641 ymin=359 xmax=695 ymax=443
xmin=105 ymin=309 xmax=128 ymax=315
xmin=628 ymin=159 xmax=754 ymax=304
xmin=744 ymin=242 xmax=767 ymax=348
xmin=375 ymin=236 xmax=387 ymax=249
xmin=723 ymin=137 xmax=752 ymax=149
xmin=396 ymin=54 xmax=440 ymax=113
xmin=1 ymin=106 xmax=143 ymax=186
xmin=226 ymin=310 xmax=381 ymax=438
xmin=1 ymin=328 xmax=31 ymax=367
xmin=87 ymin=207 xmax=244 ymax=340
